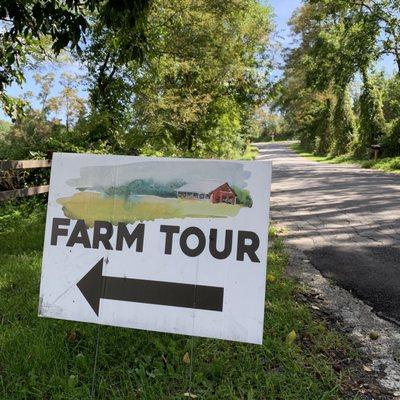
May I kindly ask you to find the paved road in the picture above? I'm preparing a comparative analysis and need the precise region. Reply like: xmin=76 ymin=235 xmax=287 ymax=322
xmin=257 ymin=142 xmax=400 ymax=324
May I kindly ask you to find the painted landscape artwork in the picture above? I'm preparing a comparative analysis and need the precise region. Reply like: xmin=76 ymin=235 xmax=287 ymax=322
xmin=58 ymin=159 xmax=254 ymax=226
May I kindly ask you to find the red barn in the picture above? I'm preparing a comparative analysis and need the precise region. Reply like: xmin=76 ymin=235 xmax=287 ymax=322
xmin=176 ymin=180 xmax=237 ymax=205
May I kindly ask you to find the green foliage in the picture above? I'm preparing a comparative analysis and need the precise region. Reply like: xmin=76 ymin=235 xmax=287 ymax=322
xmin=240 ymin=145 xmax=259 ymax=160
xmin=0 ymin=119 xmax=11 ymax=138
xmin=0 ymin=198 xmax=46 ymax=253
xmin=314 ymin=97 xmax=334 ymax=156
xmin=292 ymin=142 xmax=400 ymax=174
xmin=380 ymin=118 xmax=400 ymax=157
xmin=361 ymin=157 xmax=400 ymax=172
xmin=277 ymin=1 xmax=400 ymax=160
xmin=0 ymin=1 xmax=151 ymax=114
xmin=0 ymin=111 xmax=56 ymax=159
xmin=85 ymin=0 xmax=273 ymax=159
xmin=356 ymin=73 xmax=386 ymax=155
xmin=1 ymin=1 xmax=272 ymax=161
xmin=104 ymin=179 xmax=186 ymax=199
xmin=253 ymin=109 xmax=288 ymax=142
xmin=232 ymin=186 xmax=253 ymax=208
xmin=382 ymin=75 xmax=400 ymax=122
xmin=1 ymin=113 xmax=68 ymax=160
xmin=331 ymin=88 xmax=356 ymax=156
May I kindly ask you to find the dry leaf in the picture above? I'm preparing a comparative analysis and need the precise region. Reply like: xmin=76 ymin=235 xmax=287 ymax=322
xmin=363 ymin=365 xmax=372 ymax=372
xmin=182 ymin=352 xmax=190 ymax=364
xmin=183 ymin=393 xmax=197 ymax=398
xmin=285 ymin=330 xmax=297 ymax=345
xmin=267 ymin=274 xmax=276 ymax=283
xmin=66 ymin=329 xmax=80 ymax=343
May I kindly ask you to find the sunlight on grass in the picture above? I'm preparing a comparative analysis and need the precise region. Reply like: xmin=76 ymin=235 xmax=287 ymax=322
xmin=240 ymin=145 xmax=259 ymax=160
xmin=361 ymin=156 xmax=400 ymax=172
xmin=291 ymin=143 xmax=400 ymax=173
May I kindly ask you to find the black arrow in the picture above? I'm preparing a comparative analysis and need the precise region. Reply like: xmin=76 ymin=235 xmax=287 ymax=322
xmin=77 ymin=258 xmax=224 ymax=316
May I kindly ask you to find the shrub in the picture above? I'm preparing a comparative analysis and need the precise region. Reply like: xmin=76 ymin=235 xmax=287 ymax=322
xmin=380 ymin=119 xmax=400 ymax=157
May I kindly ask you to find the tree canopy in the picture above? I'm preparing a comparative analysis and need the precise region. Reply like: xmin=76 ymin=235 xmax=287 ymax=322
xmin=0 ymin=0 xmax=273 ymax=160
xmin=1 ymin=0 xmax=400 ymax=162
xmin=82 ymin=0 xmax=272 ymax=157
xmin=276 ymin=0 xmax=400 ymax=158
xmin=0 ymin=0 xmax=151 ymax=115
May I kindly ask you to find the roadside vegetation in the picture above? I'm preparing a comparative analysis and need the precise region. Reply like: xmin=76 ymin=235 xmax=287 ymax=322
xmin=0 ymin=0 xmax=272 ymax=164
xmin=0 ymin=198 xmax=362 ymax=399
xmin=291 ymin=143 xmax=400 ymax=174
xmin=241 ymin=144 xmax=260 ymax=160
xmin=272 ymin=1 xmax=400 ymax=165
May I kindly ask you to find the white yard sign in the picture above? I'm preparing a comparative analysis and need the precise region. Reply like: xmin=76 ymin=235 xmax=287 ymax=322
xmin=39 ymin=153 xmax=271 ymax=344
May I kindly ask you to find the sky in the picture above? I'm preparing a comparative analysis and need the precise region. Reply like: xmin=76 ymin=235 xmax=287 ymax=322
xmin=269 ymin=0 xmax=301 ymax=46
xmin=0 ymin=0 xmax=398 ymax=121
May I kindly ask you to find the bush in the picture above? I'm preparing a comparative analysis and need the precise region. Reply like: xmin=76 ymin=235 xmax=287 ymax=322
xmin=380 ymin=119 xmax=400 ymax=157
xmin=232 ymin=186 xmax=253 ymax=207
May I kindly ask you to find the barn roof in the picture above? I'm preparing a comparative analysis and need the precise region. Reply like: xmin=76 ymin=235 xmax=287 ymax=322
xmin=176 ymin=179 xmax=227 ymax=194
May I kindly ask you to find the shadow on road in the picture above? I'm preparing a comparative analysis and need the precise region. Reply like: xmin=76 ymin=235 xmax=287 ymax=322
xmin=258 ymin=142 xmax=400 ymax=325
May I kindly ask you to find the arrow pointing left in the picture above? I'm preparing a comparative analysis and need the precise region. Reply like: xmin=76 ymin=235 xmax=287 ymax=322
xmin=77 ymin=258 xmax=224 ymax=316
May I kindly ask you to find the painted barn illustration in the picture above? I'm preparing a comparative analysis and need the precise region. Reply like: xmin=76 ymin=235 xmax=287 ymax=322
xmin=175 ymin=179 xmax=237 ymax=205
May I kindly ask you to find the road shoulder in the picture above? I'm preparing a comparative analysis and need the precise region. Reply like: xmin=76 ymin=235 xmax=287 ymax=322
xmin=290 ymin=142 xmax=400 ymax=175
xmin=280 ymin=224 xmax=400 ymax=397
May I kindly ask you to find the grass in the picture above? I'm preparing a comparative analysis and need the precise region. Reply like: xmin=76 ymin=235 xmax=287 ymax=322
xmin=240 ymin=144 xmax=259 ymax=160
xmin=360 ymin=156 xmax=400 ymax=172
xmin=58 ymin=192 xmax=243 ymax=226
xmin=0 ymin=199 xmax=360 ymax=399
xmin=291 ymin=143 xmax=400 ymax=173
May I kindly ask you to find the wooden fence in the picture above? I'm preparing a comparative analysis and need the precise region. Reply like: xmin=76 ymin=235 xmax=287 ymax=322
xmin=0 ymin=159 xmax=51 ymax=202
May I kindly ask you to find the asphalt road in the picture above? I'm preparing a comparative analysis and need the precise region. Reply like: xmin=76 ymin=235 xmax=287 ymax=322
xmin=257 ymin=142 xmax=400 ymax=325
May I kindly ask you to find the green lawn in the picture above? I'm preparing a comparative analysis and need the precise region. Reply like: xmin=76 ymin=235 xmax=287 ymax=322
xmin=291 ymin=143 xmax=400 ymax=174
xmin=0 ymin=199 xmax=360 ymax=399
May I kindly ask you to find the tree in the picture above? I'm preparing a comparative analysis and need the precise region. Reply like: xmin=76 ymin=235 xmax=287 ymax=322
xmin=34 ymin=72 xmax=55 ymax=115
xmin=312 ymin=96 xmax=333 ymax=155
xmin=84 ymin=0 xmax=273 ymax=157
xmin=275 ymin=2 xmax=334 ymax=153
xmin=276 ymin=0 xmax=400 ymax=157
xmin=255 ymin=108 xmax=285 ymax=141
xmin=331 ymin=87 xmax=356 ymax=155
xmin=0 ymin=0 xmax=151 ymax=114
xmin=306 ymin=0 xmax=400 ymax=77
xmin=357 ymin=72 xmax=386 ymax=153
xmin=58 ymin=72 xmax=86 ymax=132
xmin=382 ymin=74 xmax=400 ymax=122
xmin=348 ymin=0 xmax=400 ymax=74
xmin=81 ymin=24 xmax=135 ymax=148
